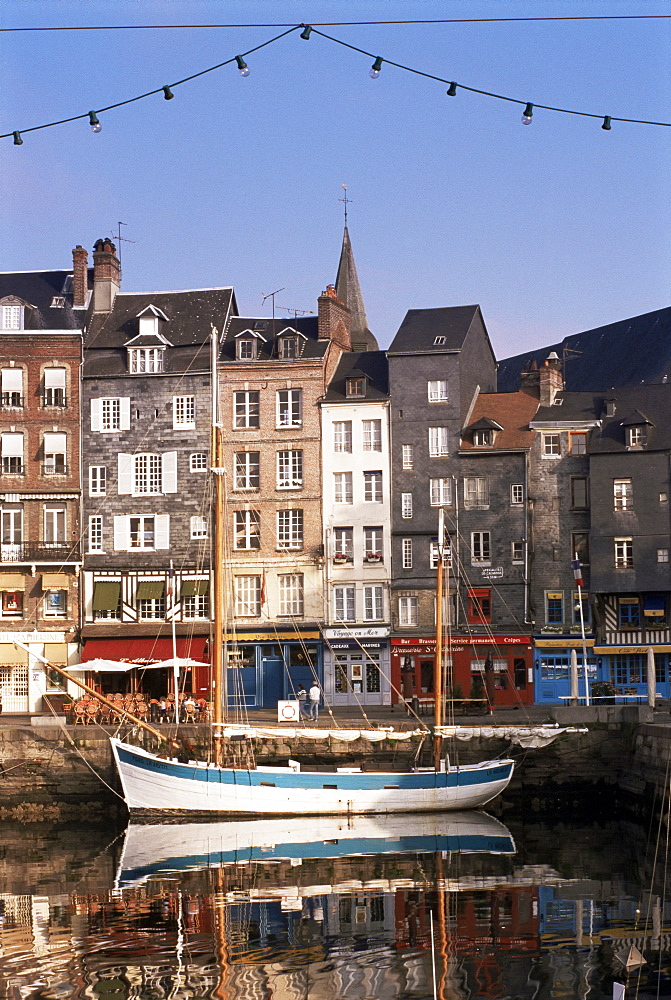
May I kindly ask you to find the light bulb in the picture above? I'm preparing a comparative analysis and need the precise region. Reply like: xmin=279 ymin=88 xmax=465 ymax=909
xmin=13 ymin=131 xmax=23 ymax=145
xmin=300 ymin=25 xmax=312 ymax=40
xmin=369 ymin=56 xmax=383 ymax=79
xmin=89 ymin=111 xmax=102 ymax=133
xmin=602 ymin=116 xmax=612 ymax=131
xmin=163 ymin=86 xmax=175 ymax=100
xmin=446 ymin=82 xmax=458 ymax=97
xmin=235 ymin=55 xmax=250 ymax=77
xmin=521 ymin=103 xmax=533 ymax=125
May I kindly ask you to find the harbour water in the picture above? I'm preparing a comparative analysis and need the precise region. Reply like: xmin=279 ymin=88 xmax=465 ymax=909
xmin=1 ymin=810 xmax=669 ymax=999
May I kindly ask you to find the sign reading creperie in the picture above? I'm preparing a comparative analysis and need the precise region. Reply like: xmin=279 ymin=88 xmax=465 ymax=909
xmin=391 ymin=636 xmax=530 ymax=646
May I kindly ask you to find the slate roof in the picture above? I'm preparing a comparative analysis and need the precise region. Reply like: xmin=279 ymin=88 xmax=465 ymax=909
xmin=460 ymin=391 xmax=539 ymax=451
xmin=335 ymin=227 xmax=378 ymax=352
xmin=219 ymin=315 xmax=327 ymax=362
xmin=533 ymin=383 xmax=671 ymax=452
xmin=498 ymin=307 xmax=671 ymax=392
xmin=387 ymin=305 xmax=486 ymax=355
xmin=323 ymin=350 xmax=389 ymax=402
xmin=0 ymin=268 xmax=93 ymax=330
xmin=83 ymin=288 xmax=237 ymax=377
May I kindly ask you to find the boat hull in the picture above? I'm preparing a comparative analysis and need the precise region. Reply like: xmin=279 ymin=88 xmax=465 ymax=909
xmin=111 ymin=738 xmax=514 ymax=816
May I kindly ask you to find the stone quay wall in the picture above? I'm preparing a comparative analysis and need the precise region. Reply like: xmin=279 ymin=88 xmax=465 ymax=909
xmin=0 ymin=718 xmax=668 ymax=822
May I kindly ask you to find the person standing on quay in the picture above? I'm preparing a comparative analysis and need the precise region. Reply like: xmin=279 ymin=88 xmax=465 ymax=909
xmin=308 ymin=682 xmax=321 ymax=722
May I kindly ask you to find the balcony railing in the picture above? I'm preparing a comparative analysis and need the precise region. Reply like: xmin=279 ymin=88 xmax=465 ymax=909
xmin=0 ymin=542 xmax=81 ymax=564
xmin=42 ymin=463 xmax=68 ymax=476
xmin=0 ymin=461 xmax=24 ymax=475
xmin=0 ymin=393 xmax=24 ymax=408
xmin=43 ymin=391 xmax=67 ymax=407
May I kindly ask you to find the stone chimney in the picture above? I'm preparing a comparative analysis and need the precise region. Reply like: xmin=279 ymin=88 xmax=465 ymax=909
xmin=72 ymin=245 xmax=89 ymax=308
xmin=539 ymin=352 xmax=563 ymax=406
xmin=92 ymin=237 xmax=121 ymax=313
xmin=317 ymin=285 xmax=351 ymax=350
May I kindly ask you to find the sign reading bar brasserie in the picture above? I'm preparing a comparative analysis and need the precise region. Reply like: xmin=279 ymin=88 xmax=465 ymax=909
xmin=392 ymin=636 xmax=530 ymax=646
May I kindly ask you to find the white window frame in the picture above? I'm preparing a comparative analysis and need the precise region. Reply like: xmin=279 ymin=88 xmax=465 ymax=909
xmin=428 ymin=426 xmax=449 ymax=457
xmin=427 ymin=380 xmax=448 ymax=402
xmin=511 ymin=484 xmax=524 ymax=505
xmin=1 ymin=432 xmax=23 ymax=474
xmin=1 ymin=367 xmax=23 ymax=406
xmin=279 ymin=573 xmax=304 ymax=616
xmin=235 ymin=576 xmax=261 ymax=617
xmin=138 ymin=596 xmax=166 ymax=621
xmin=364 ymin=526 xmax=383 ymax=560
xmin=430 ymin=478 xmax=452 ymax=506
xmin=91 ymin=397 xmax=131 ymax=433
xmin=44 ymin=506 xmax=66 ymax=543
xmin=334 ymin=527 xmax=353 ymax=560
xmin=402 ymin=538 xmax=413 ymax=569
xmin=190 ymin=452 xmax=208 ymax=473
xmin=234 ymin=390 xmax=260 ymax=429
xmin=628 ymin=425 xmax=646 ymax=447
xmin=43 ymin=368 xmax=66 ymax=407
xmin=182 ymin=592 xmax=209 ymax=619
xmin=464 ymin=477 xmax=489 ymax=509
xmin=173 ymin=395 xmax=195 ymax=430
xmin=235 ymin=451 xmax=260 ymax=490
xmin=471 ymin=531 xmax=491 ymax=565
xmin=333 ymin=421 xmax=352 ymax=453
xmin=89 ymin=466 xmax=107 ymax=496
xmin=277 ymin=450 xmax=303 ymax=489
xmin=511 ymin=540 xmax=524 ymax=564
xmin=614 ymin=537 xmax=633 ymax=569
xmin=363 ymin=471 xmax=383 ymax=503
xmin=88 ymin=515 xmax=104 ymax=553
xmin=363 ymin=584 xmax=384 ymax=622
xmin=402 ymin=444 xmax=414 ymax=470
xmin=237 ymin=338 xmax=257 ymax=361
xmin=43 ymin=432 xmax=67 ymax=474
xmin=129 ymin=516 xmax=156 ymax=549
xmin=473 ymin=428 xmax=494 ymax=447
xmin=614 ymin=479 xmax=633 ymax=511
xmin=401 ymin=493 xmax=413 ymax=519
xmin=398 ymin=596 xmax=418 ymax=627
xmin=334 ymin=585 xmax=355 ymax=622
xmin=657 ymin=548 xmax=669 ymax=564
xmin=2 ymin=305 xmax=23 ymax=330
xmin=334 ymin=472 xmax=353 ymax=504
xmin=113 ymin=514 xmax=170 ymax=551
xmin=190 ymin=515 xmax=208 ymax=539
xmin=276 ymin=389 xmax=302 ymax=428
xmin=234 ymin=509 xmax=261 ymax=550
xmin=542 ymin=433 xmax=561 ymax=457
xmin=362 ymin=419 xmax=382 ymax=452
xmin=277 ymin=509 xmax=304 ymax=550
xmin=129 ymin=348 xmax=163 ymax=374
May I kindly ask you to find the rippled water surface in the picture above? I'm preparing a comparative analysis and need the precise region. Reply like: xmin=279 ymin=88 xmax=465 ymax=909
xmin=1 ymin=811 xmax=669 ymax=999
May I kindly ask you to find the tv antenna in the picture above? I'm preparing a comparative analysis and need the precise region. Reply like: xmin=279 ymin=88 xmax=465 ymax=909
xmin=262 ymin=287 xmax=285 ymax=326
xmin=276 ymin=305 xmax=311 ymax=317
xmin=110 ymin=221 xmax=135 ymax=265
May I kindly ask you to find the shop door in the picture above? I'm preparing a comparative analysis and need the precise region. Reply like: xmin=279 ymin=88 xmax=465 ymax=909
xmin=0 ymin=664 xmax=29 ymax=712
xmin=261 ymin=656 xmax=283 ymax=708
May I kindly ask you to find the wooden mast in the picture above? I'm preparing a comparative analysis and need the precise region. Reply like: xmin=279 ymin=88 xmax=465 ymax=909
xmin=433 ymin=507 xmax=445 ymax=771
xmin=211 ymin=326 xmax=227 ymax=763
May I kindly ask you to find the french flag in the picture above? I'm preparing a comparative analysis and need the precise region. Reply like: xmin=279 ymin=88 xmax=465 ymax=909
xmin=572 ymin=558 xmax=584 ymax=588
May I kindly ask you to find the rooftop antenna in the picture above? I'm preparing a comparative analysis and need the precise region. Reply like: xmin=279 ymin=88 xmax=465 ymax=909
xmin=262 ymin=287 xmax=285 ymax=330
xmin=339 ymin=183 xmax=352 ymax=226
xmin=110 ymin=221 xmax=135 ymax=266
xmin=276 ymin=304 xmax=311 ymax=317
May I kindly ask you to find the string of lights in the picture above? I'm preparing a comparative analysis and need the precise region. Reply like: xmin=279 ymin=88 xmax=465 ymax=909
xmin=4 ymin=21 xmax=669 ymax=144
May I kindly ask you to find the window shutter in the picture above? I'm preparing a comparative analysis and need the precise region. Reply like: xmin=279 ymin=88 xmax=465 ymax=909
xmin=119 ymin=397 xmax=131 ymax=430
xmin=117 ymin=454 xmax=133 ymax=495
xmin=91 ymin=398 xmax=101 ymax=431
xmin=2 ymin=368 xmax=22 ymax=391
xmin=113 ymin=516 xmax=128 ymax=550
xmin=154 ymin=514 xmax=170 ymax=549
xmin=44 ymin=368 xmax=66 ymax=389
xmin=162 ymin=451 xmax=178 ymax=493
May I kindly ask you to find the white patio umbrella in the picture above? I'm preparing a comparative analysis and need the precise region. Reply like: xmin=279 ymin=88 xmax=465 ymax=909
xmin=70 ymin=658 xmax=134 ymax=672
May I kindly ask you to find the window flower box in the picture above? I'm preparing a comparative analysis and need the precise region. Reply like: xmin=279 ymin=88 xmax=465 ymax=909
xmin=333 ymin=553 xmax=352 ymax=564
xmin=364 ymin=553 xmax=382 ymax=563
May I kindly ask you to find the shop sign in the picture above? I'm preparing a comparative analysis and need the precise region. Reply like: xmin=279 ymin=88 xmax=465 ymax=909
xmin=223 ymin=630 xmax=320 ymax=642
xmin=481 ymin=566 xmax=504 ymax=579
xmin=594 ymin=644 xmax=671 ymax=655
xmin=536 ymin=638 xmax=596 ymax=648
xmin=323 ymin=627 xmax=389 ymax=639
xmin=0 ymin=631 xmax=65 ymax=643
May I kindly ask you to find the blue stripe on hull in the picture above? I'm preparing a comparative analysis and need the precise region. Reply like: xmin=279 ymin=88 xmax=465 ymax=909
xmin=115 ymin=742 xmax=513 ymax=791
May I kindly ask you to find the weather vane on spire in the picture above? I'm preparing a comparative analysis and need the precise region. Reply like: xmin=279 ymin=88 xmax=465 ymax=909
xmin=339 ymin=184 xmax=352 ymax=227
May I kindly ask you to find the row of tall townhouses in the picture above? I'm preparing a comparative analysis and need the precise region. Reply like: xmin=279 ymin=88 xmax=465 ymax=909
xmin=1 ymin=235 xmax=670 ymax=714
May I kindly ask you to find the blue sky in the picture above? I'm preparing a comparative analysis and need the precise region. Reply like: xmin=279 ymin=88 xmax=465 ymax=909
xmin=2 ymin=0 xmax=669 ymax=356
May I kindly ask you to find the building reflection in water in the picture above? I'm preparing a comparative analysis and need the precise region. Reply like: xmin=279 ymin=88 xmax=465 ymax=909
xmin=0 ymin=815 xmax=669 ymax=999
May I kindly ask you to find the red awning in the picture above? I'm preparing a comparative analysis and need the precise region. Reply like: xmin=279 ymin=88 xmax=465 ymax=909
xmin=80 ymin=637 xmax=209 ymax=665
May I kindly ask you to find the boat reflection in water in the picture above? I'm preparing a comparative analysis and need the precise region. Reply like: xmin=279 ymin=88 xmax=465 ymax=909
xmin=115 ymin=809 xmax=515 ymax=889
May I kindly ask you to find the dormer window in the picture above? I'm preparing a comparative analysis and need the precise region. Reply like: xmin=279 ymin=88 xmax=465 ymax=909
xmin=628 ymin=425 xmax=646 ymax=448
xmin=346 ymin=377 xmax=366 ymax=398
xmin=279 ymin=336 xmax=298 ymax=360
xmin=129 ymin=348 xmax=164 ymax=373
xmin=237 ymin=338 xmax=257 ymax=360
xmin=473 ymin=429 xmax=494 ymax=447
xmin=1 ymin=304 xmax=23 ymax=330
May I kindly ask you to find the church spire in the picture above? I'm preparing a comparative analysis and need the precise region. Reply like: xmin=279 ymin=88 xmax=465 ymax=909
xmin=335 ymin=225 xmax=378 ymax=352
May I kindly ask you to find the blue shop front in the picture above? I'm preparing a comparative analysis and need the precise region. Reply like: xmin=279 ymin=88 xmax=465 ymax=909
xmin=222 ymin=626 xmax=322 ymax=710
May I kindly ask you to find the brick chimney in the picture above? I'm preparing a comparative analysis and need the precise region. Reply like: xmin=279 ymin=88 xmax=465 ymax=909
xmin=539 ymin=352 xmax=563 ymax=406
xmin=92 ymin=237 xmax=121 ymax=313
xmin=72 ymin=245 xmax=89 ymax=308
xmin=318 ymin=284 xmax=351 ymax=350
